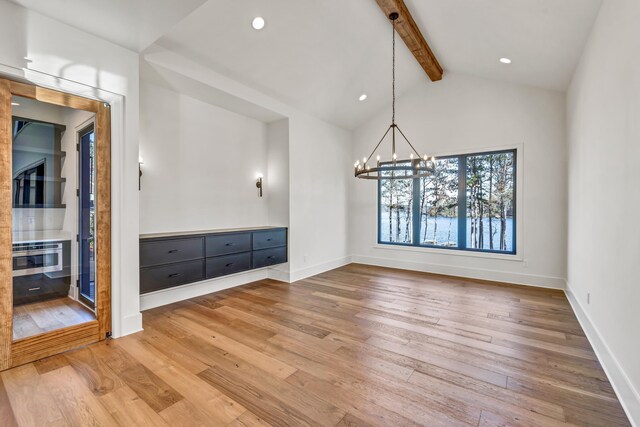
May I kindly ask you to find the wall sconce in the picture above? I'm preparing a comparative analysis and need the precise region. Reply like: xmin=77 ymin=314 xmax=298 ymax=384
xmin=256 ymin=173 xmax=263 ymax=197
xmin=138 ymin=156 xmax=144 ymax=191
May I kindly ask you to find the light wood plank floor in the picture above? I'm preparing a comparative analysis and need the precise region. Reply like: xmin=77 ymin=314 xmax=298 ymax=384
xmin=13 ymin=297 xmax=96 ymax=340
xmin=0 ymin=264 xmax=631 ymax=426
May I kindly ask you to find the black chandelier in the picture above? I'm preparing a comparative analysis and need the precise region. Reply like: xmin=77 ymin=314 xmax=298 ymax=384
xmin=354 ymin=12 xmax=435 ymax=180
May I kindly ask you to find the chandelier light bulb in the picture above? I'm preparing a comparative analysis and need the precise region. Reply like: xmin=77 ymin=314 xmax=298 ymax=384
xmin=393 ymin=153 xmax=397 ymax=160
xmin=409 ymin=153 xmax=414 ymax=160
xmin=376 ymin=155 xmax=380 ymax=161
xmin=363 ymin=157 xmax=367 ymax=164
xmin=431 ymin=156 xmax=436 ymax=162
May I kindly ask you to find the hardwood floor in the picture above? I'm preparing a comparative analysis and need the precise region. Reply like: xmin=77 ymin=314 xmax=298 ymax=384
xmin=0 ymin=264 xmax=631 ymax=426
xmin=13 ymin=297 xmax=96 ymax=340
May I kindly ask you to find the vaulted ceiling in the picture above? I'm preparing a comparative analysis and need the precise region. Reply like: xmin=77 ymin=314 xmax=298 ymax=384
xmin=11 ymin=0 xmax=602 ymax=129
xmin=9 ymin=0 xmax=208 ymax=52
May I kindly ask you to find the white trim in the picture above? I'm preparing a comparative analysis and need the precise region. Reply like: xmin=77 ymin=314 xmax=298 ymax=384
xmin=289 ymin=256 xmax=352 ymax=283
xmin=565 ymin=282 xmax=640 ymax=427
xmin=267 ymin=265 xmax=291 ymax=283
xmin=120 ymin=313 xmax=143 ymax=336
xmin=140 ymin=257 xmax=351 ymax=311
xmin=140 ymin=269 xmax=269 ymax=311
xmin=352 ymin=255 xmax=565 ymax=289
xmin=372 ymin=243 xmax=524 ymax=262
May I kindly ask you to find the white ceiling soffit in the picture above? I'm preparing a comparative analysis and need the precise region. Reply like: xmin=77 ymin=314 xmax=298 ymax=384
xmin=153 ymin=0 xmax=424 ymax=130
xmin=153 ymin=0 xmax=602 ymax=130
xmin=141 ymin=57 xmax=285 ymax=123
xmin=9 ymin=0 xmax=208 ymax=52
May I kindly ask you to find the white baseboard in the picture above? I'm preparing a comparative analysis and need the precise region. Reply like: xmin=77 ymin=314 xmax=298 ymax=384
xmin=267 ymin=264 xmax=291 ymax=282
xmin=351 ymin=255 xmax=565 ymax=289
xmin=140 ymin=269 xmax=270 ymax=311
xmin=565 ymin=283 xmax=640 ymax=427
xmin=139 ymin=256 xmax=350 ymax=311
xmin=116 ymin=313 xmax=143 ymax=338
xmin=289 ymin=256 xmax=352 ymax=282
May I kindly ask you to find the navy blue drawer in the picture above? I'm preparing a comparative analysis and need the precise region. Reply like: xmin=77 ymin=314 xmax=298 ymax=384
xmin=206 ymin=233 xmax=251 ymax=257
xmin=252 ymin=229 xmax=287 ymax=250
xmin=140 ymin=259 xmax=204 ymax=294
xmin=140 ymin=237 xmax=204 ymax=268
xmin=206 ymin=252 xmax=252 ymax=279
xmin=253 ymin=246 xmax=287 ymax=268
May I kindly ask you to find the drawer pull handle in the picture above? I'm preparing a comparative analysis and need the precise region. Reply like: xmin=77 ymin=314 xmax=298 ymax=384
xmin=225 ymin=263 xmax=235 ymax=267
xmin=28 ymin=287 xmax=41 ymax=291
xmin=225 ymin=243 xmax=234 ymax=246
xmin=267 ymin=256 xmax=275 ymax=259
xmin=168 ymin=273 xmax=182 ymax=278
xmin=168 ymin=249 xmax=179 ymax=254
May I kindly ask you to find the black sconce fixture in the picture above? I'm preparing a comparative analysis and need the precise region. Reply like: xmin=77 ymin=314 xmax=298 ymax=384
xmin=256 ymin=174 xmax=263 ymax=197
xmin=138 ymin=156 xmax=143 ymax=191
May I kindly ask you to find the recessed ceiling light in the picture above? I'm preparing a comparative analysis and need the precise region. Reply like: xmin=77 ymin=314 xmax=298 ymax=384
xmin=252 ymin=17 xmax=265 ymax=30
xmin=359 ymin=94 xmax=368 ymax=101
xmin=11 ymin=102 xmax=19 ymax=106
xmin=499 ymin=57 xmax=512 ymax=64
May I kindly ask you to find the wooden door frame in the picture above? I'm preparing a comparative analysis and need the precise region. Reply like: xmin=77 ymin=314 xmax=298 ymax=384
xmin=0 ymin=77 xmax=111 ymax=370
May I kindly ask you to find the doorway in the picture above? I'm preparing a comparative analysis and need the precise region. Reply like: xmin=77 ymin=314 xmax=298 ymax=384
xmin=0 ymin=78 xmax=111 ymax=370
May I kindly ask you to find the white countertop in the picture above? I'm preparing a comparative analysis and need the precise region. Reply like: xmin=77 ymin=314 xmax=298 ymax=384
xmin=12 ymin=230 xmax=72 ymax=244
xmin=140 ymin=226 xmax=286 ymax=240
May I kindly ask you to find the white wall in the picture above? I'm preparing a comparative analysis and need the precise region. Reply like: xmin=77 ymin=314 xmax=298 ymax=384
xmin=265 ymin=119 xmax=291 ymax=281
xmin=266 ymin=118 xmax=290 ymax=228
xmin=0 ymin=0 xmax=142 ymax=337
xmin=287 ymin=115 xmax=351 ymax=281
xmin=139 ymin=81 xmax=268 ymax=233
xmin=350 ymin=72 xmax=567 ymax=288
xmin=566 ymin=0 xmax=640 ymax=423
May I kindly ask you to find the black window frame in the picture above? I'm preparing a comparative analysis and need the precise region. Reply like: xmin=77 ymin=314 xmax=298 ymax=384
xmin=377 ymin=148 xmax=517 ymax=255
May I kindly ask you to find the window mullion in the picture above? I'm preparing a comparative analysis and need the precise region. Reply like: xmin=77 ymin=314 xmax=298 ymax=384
xmin=412 ymin=161 xmax=421 ymax=246
xmin=458 ymin=155 xmax=467 ymax=249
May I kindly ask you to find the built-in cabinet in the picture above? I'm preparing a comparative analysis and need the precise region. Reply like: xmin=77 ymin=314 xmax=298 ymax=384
xmin=140 ymin=227 xmax=287 ymax=294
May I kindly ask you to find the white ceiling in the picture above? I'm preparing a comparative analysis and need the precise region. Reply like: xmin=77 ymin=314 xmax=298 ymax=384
xmin=9 ymin=0 xmax=207 ymax=52
xmin=12 ymin=0 xmax=603 ymax=129
xmin=154 ymin=0 xmax=422 ymax=130
xmin=154 ymin=0 xmax=602 ymax=129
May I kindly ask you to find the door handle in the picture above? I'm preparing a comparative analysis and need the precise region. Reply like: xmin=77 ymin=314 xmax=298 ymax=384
xmin=28 ymin=287 xmax=41 ymax=291
xmin=225 ymin=243 xmax=234 ymax=246
xmin=225 ymin=263 xmax=234 ymax=267
xmin=267 ymin=256 xmax=275 ymax=260
xmin=168 ymin=249 xmax=179 ymax=254
xmin=168 ymin=273 xmax=181 ymax=278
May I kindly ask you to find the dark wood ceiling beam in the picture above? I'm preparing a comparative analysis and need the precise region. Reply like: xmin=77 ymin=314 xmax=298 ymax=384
xmin=375 ymin=0 xmax=443 ymax=81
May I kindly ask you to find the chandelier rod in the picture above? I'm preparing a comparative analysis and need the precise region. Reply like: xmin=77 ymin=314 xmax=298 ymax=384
xmin=395 ymin=124 xmax=423 ymax=159
xmin=365 ymin=124 xmax=393 ymax=163
xmin=392 ymin=14 xmax=396 ymax=126
xmin=391 ymin=13 xmax=396 ymax=160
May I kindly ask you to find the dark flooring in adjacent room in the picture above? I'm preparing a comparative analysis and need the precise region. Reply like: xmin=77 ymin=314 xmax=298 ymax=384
xmin=0 ymin=264 xmax=631 ymax=426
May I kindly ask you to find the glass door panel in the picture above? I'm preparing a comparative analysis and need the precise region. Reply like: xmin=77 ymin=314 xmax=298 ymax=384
xmin=11 ymin=95 xmax=97 ymax=340
xmin=78 ymin=125 xmax=95 ymax=308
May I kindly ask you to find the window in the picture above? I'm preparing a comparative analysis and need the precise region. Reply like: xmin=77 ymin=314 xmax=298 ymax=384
xmin=378 ymin=149 xmax=516 ymax=254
